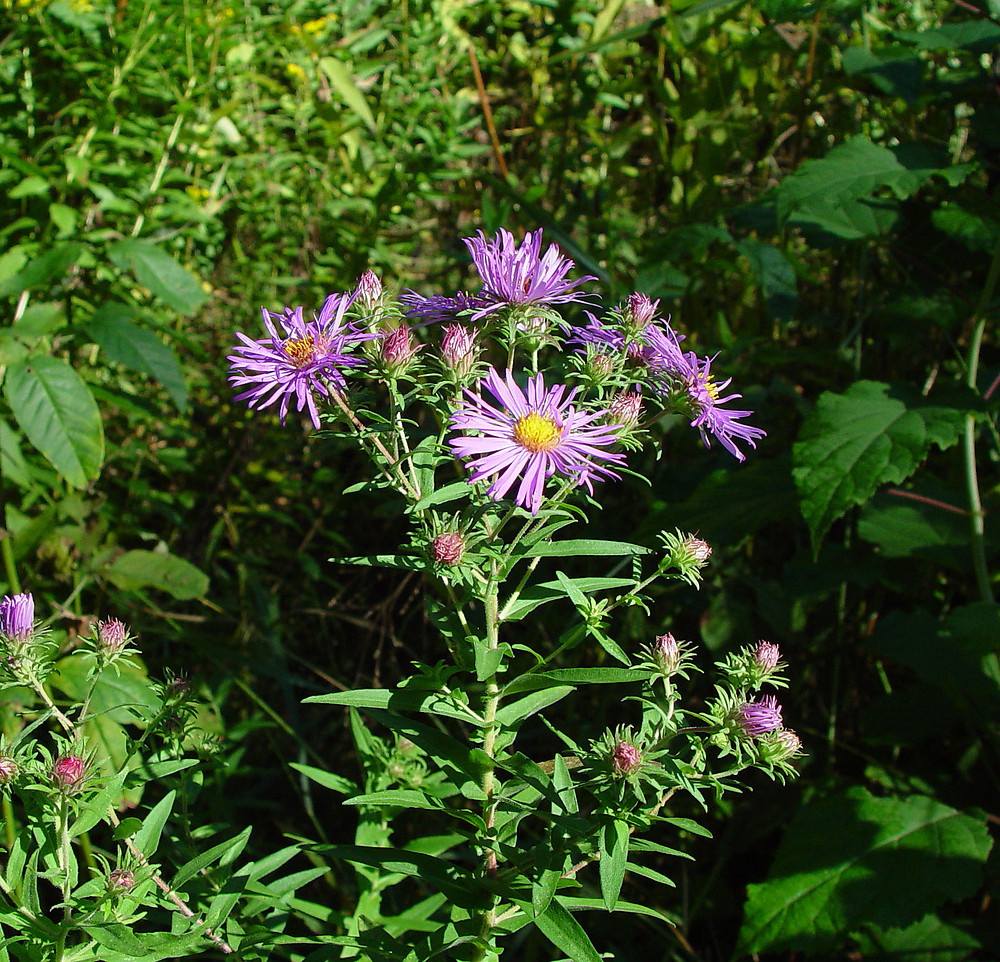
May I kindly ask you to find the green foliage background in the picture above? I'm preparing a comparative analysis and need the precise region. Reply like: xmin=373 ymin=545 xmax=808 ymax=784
xmin=2 ymin=0 xmax=1000 ymax=957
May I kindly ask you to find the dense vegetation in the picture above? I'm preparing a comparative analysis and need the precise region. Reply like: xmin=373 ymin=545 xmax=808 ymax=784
xmin=2 ymin=0 xmax=999 ymax=958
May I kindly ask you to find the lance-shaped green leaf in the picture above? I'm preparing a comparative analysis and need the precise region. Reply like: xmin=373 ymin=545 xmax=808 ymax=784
xmin=306 ymin=688 xmax=485 ymax=726
xmin=3 ymin=355 xmax=104 ymax=488
xmin=533 ymin=897 xmax=603 ymax=962
xmin=103 ymin=549 xmax=209 ymax=600
xmin=738 ymin=788 xmax=993 ymax=955
xmin=318 ymin=56 xmax=377 ymax=130
xmin=599 ymin=818 xmax=630 ymax=910
xmin=793 ymin=381 xmax=967 ymax=551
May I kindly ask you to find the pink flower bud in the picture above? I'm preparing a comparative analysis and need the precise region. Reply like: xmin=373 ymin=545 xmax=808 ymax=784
xmin=626 ymin=292 xmax=658 ymax=328
xmin=433 ymin=532 xmax=465 ymax=566
xmin=355 ymin=270 xmax=383 ymax=311
xmin=53 ymin=755 xmax=87 ymax=794
xmin=98 ymin=617 xmax=129 ymax=655
xmin=381 ymin=324 xmax=419 ymax=372
xmin=611 ymin=739 xmax=642 ymax=777
xmin=107 ymin=868 xmax=135 ymax=892
xmin=653 ymin=633 xmax=682 ymax=672
xmin=440 ymin=325 xmax=478 ymax=377
xmin=609 ymin=391 xmax=643 ymax=430
xmin=0 ymin=756 xmax=17 ymax=786
xmin=587 ymin=352 xmax=615 ymax=379
xmin=754 ymin=641 xmax=781 ymax=672
xmin=684 ymin=536 xmax=712 ymax=563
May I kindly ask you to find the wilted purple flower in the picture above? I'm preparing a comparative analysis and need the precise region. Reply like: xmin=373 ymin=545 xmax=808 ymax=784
xmin=440 ymin=324 xmax=479 ymax=378
xmin=737 ymin=695 xmax=783 ymax=738
xmin=463 ymin=229 xmax=596 ymax=318
xmin=0 ymin=756 xmax=16 ymax=786
xmin=626 ymin=292 xmax=658 ymax=329
xmin=433 ymin=532 xmax=465 ymax=565
xmin=0 ymin=593 xmax=34 ymax=642
xmin=754 ymin=641 xmax=781 ymax=672
xmin=53 ymin=755 xmax=87 ymax=795
xmin=611 ymin=739 xmax=642 ymax=777
xmin=646 ymin=331 xmax=765 ymax=461
xmin=354 ymin=269 xmax=383 ymax=311
xmin=97 ymin=617 xmax=129 ymax=655
xmin=228 ymin=293 xmax=370 ymax=429
xmin=609 ymin=391 xmax=643 ymax=430
xmin=449 ymin=368 xmax=626 ymax=515
xmin=107 ymin=868 xmax=135 ymax=892
xmin=401 ymin=290 xmax=494 ymax=325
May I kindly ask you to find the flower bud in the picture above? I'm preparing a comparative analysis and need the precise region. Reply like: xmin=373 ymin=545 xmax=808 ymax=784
xmin=0 ymin=756 xmax=17 ymax=787
xmin=53 ymin=755 xmax=87 ymax=795
xmin=380 ymin=324 xmax=420 ymax=374
xmin=0 ymin=593 xmax=34 ymax=643
xmin=611 ymin=739 xmax=642 ymax=777
xmin=684 ymin=536 xmax=712 ymax=563
xmin=433 ymin=532 xmax=465 ymax=566
xmin=440 ymin=325 xmax=478 ymax=379
xmin=736 ymin=695 xmax=783 ymax=738
xmin=754 ymin=641 xmax=781 ymax=673
xmin=609 ymin=391 xmax=643 ymax=430
xmin=585 ymin=351 xmax=615 ymax=380
xmin=107 ymin=868 xmax=136 ymax=893
xmin=97 ymin=617 xmax=129 ymax=655
xmin=355 ymin=269 xmax=383 ymax=311
xmin=626 ymin=292 xmax=658 ymax=329
xmin=653 ymin=633 xmax=682 ymax=672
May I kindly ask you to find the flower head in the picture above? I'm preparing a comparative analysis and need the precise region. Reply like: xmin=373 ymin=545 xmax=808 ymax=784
xmin=97 ymin=617 xmax=129 ymax=655
xmin=433 ymin=532 xmax=465 ymax=566
xmin=754 ymin=641 xmax=781 ymax=673
xmin=449 ymin=368 xmax=626 ymax=515
xmin=463 ymin=229 xmax=596 ymax=318
xmin=611 ymin=739 xmax=642 ymax=778
xmin=228 ymin=293 xmax=370 ymax=429
xmin=53 ymin=754 xmax=88 ymax=795
xmin=653 ymin=633 xmax=682 ymax=673
xmin=737 ymin=695 xmax=783 ymax=738
xmin=0 ymin=593 xmax=34 ymax=642
xmin=379 ymin=324 xmax=420 ymax=375
xmin=625 ymin=292 xmax=658 ymax=329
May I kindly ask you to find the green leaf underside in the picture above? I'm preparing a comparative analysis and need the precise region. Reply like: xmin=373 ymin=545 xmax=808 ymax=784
xmin=793 ymin=380 xmax=965 ymax=550
xmin=738 ymin=788 xmax=992 ymax=954
xmin=3 ymin=355 xmax=104 ymax=488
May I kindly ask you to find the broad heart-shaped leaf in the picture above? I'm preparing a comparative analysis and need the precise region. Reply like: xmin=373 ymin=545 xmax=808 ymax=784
xmin=85 ymin=303 xmax=188 ymax=411
xmin=738 ymin=788 xmax=993 ymax=955
xmin=793 ymin=381 xmax=966 ymax=551
xmin=3 ymin=355 xmax=104 ymax=488
xmin=103 ymin=549 xmax=209 ymax=599
xmin=106 ymin=238 xmax=208 ymax=315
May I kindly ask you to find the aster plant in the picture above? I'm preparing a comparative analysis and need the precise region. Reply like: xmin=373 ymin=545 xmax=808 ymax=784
xmin=226 ymin=226 xmax=798 ymax=961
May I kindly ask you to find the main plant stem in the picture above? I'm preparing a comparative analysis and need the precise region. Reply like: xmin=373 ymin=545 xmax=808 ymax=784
xmin=474 ymin=580 xmax=502 ymax=960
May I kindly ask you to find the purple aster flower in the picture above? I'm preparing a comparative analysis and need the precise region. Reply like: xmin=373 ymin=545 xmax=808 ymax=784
xmin=737 ymin=695 xmax=783 ymax=738
xmin=463 ymin=228 xmax=596 ymax=319
xmin=565 ymin=312 xmax=626 ymax=354
xmin=0 ymin=593 xmax=34 ymax=642
xmin=401 ymin=290 xmax=494 ymax=325
xmin=227 ymin=292 xmax=369 ymax=429
xmin=449 ymin=367 xmax=626 ymax=515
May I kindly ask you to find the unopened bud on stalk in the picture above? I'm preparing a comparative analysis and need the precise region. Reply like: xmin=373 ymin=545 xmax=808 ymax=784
xmin=0 ymin=593 xmax=34 ymax=643
xmin=381 ymin=324 xmax=420 ymax=375
xmin=97 ymin=617 xmax=129 ymax=655
xmin=440 ymin=325 xmax=478 ymax=379
xmin=433 ymin=532 xmax=465 ymax=566
xmin=754 ymin=641 xmax=781 ymax=673
xmin=586 ymin=351 xmax=615 ymax=380
xmin=107 ymin=868 xmax=136 ymax=893
xmin=684 ymin=536 xmax=712 ymax=563
xmin=609 ymin=391 xmax=643 ymax=430
xmin=53 ymin=755 xmax=87 ymax=795
xmin=653 ymin=633 xmax=682 ymax=672
xmin=0 ymin=756 xmax=17 ymax=787
xmin=625 ymin=292 xmax=658 ymax=329
xmin=611 ymin=739 xmax=642 ymax=777
xmin=355 ymin=269 xmax=383 ymax=311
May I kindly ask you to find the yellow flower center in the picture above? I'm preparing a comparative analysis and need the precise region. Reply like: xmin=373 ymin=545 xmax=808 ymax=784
xmin=283 ymin=336 xmax=318 ymax=368
xmin=695 ymin=371 xmax=720 ymax=401
xmin=513 ymin=412 xmax=561 ymax=452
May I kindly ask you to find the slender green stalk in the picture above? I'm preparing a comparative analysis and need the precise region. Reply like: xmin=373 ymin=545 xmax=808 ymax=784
xmin=963 ymin=241 xmax=1000 ymax=604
